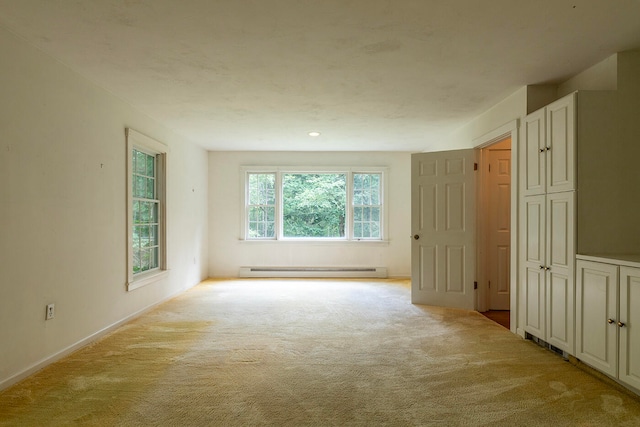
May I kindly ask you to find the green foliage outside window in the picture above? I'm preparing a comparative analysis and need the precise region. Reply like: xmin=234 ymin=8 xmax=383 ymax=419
xmin=247 ymin=173 xmax=276 ymax=238
xmin=246 ymin=171 xmax=382 ymax=240
xmin=353 ymin=173 xmax=381 ymax=239
xmin=132 ymin=149 xmax=159 ymax=273
xmin=283 ymin=174 xmax=346 ymax=238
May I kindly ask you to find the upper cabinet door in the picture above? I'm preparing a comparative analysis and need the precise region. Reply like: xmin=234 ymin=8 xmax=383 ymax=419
xmin=521 ymin=92 xmax=577 ymax=196
xmin=521 ymin=108 xmax=546 ymax=196
xmin=546 ymin=93 xmax=576 ymax=194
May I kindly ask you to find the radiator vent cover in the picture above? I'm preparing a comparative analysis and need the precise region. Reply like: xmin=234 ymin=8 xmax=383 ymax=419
xmin=238 ymin=266 xmax=387 ymax=278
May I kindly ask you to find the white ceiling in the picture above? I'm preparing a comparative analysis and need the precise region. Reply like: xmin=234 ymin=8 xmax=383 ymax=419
xmin=1 ymin=1 xmax=639 ymax=152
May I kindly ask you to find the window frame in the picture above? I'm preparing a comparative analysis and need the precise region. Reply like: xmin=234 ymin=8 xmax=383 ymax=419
xmin=126 ymin=128 xmax=169 ymax=291
xmin=240 ymin=166 xmax=388 ymax=243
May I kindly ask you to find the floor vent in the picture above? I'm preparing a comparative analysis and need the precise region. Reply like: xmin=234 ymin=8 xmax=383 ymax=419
xmin=525 ymin=333 xmax=569 ymax=360
xmin=238 ymin=266 xmax=388 ymax=278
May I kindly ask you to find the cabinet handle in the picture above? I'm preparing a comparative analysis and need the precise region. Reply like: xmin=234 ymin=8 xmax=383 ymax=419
xmin=546 ymin=146 xmax=551 ymax=151
xmin=540 ymin=265 xmax=545 ymax=269
xmin=413 ymin=234 xmax=420 ymax=240
xmin=618 ymin=321 xmax=626 ymax=328
xmin=539 ymin=148 xmax=546 ymax=153
xmin=608 ymin=318 xmax=615 ymax=324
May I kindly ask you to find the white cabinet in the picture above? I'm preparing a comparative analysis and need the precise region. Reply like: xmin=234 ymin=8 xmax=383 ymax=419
xmin=519 ymin=90 xmax=620 ymax=355
xmin=521 ymin=93 xmax=576 ymax=197
xmin=619 ymin=266 xmax=640 ymax=390
xmin=576 ymin=260 xmax=618 ymax=376
xmin=522 ymin=109 xmax=545 ymax=196
xmin=520 ymin=92 xmax=578 ymax=354
xmin=576 ymin=259 xmax=640 ymax=391
xmin=517 ymin=55 xmax=640 ymax=395
xmin=522 ymin=192 xmax=575 ymax=354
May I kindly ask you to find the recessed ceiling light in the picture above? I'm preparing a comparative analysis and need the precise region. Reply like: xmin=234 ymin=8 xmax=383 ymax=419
xmin=308 ymin=131 xmax=321 ymax=137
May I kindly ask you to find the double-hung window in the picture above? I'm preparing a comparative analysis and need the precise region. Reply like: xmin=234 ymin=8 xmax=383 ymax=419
xmin=243 ymin=169 xmax=386 ymax=241
xmin=247 ymin=173 xmax=276 ymax=239
xmin=353 ymin=173 xmax=382 ymax=239
xmin=126 ymin=129 xmax=168 ymax=291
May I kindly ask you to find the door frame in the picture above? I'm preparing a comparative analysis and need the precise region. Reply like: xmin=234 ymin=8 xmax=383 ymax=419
xmin=478 ymin=138 xmax=511 ymax=311
xmin=473 ymin=119 xmax=521 ymax=335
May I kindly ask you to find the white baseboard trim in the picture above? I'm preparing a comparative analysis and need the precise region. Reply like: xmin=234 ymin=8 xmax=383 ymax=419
xmin=0 ymin=280 xmax=200 ymax=392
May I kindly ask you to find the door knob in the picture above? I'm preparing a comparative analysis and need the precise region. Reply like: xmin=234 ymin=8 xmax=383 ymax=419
xmin=413 ymin=234 xmax=420 ymax=240
xmin=608 ymin=318 xmax=615 ymax=324
xmin=618 ymin=321 xmax=626 ymax=328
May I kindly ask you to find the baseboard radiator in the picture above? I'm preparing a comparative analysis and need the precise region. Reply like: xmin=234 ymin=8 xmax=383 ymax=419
xmin=238 ymin=266 xmax=388 ymax=278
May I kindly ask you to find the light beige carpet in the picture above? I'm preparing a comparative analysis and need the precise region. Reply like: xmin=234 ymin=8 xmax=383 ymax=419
xmin=2 ymin=279 xmax=640 ymax=426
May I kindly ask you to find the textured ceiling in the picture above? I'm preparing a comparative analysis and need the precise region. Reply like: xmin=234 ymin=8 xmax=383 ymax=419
xmin=0 ymin=0 xmax=639 ymax=151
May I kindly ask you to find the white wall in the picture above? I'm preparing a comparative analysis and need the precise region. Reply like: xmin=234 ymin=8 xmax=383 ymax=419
xmin=208 ymin=151 xmax=411 ymax=278
xmin=0 ymin=27 xmax=209 ymax=388
xmin=558 ymin=53 xmax=618 ymax=97
xmin=443 ymin=87 xmax=528 ymax=150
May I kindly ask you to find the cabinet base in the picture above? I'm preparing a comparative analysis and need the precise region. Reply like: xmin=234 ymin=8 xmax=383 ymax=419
xmin=525 ymin=332 xmax=640 ymax=398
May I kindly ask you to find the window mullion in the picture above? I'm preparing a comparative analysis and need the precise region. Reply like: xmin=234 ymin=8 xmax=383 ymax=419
xmin=346 ymin=172 xmax=353 ymax=240
xmin=276 ymin=171 xmax=282 ymax=240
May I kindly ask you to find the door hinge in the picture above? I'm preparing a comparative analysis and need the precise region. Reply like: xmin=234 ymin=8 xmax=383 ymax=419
xmin=488 ymin=280 xmax=491 ymax=289
xmin=474 ymin=163 xmax=478 ymax=171
xmin=488 ymin=164 xmax=491 ymax=172
xmin=474 ymin=281 xmax=478 ymax=289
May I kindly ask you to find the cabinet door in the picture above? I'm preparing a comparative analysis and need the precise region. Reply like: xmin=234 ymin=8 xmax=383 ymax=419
xmin=522 ymin=195 xmax=546 ymax=338
xmin=619 ymin=266 xmax=640 ymax=390
xmin=576 ymin=260 xmax=618 ymax=377
xmin=545 ymin=192 xmax=575 ymax=354
xmin=521 ymin=108 xmax=546 ymax=197
xmin=546 ymin=93 xmax=576 ymax=194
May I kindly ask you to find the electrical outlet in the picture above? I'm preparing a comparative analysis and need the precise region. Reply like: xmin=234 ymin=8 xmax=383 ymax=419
xmin=46 ymin=303 xmax=55 ymax=320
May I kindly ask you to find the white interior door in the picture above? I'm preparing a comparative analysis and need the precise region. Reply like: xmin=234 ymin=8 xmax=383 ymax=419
xmin=411 ymin=150 xmax=476 ymax=310
xmin=487 ymin=146 xmax=511 ymax=310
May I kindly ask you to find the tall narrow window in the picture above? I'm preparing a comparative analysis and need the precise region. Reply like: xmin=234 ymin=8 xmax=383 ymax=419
xmin=126 ymin=128 xmax=168 ymax=291
xmin=132 ymin=149 xmax=159 ymax=274
xmin=353 ymin=173 xmax=382 ymax=239
xmin=247 ymin=173 xmax=276 ymax=238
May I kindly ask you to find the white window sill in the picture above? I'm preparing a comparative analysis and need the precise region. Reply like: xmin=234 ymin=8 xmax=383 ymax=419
xmin=239 ymin=239 xmax=390 ymax=246
xmin=127 ymin=269 xmax=169 ymax=291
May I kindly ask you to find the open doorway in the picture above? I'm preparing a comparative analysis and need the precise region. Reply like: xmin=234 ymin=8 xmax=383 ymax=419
xmin=478 ymin=137 xmax=511 ymax=328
